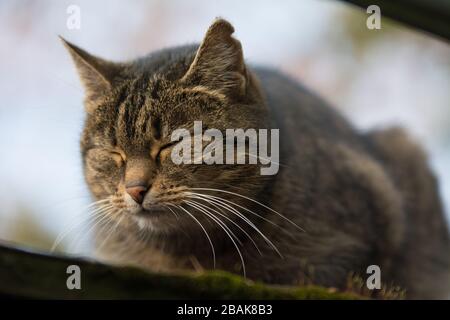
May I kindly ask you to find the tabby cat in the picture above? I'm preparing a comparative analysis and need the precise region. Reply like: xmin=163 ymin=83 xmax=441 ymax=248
xmin=62 ymin=19 xmax=450 ymax=299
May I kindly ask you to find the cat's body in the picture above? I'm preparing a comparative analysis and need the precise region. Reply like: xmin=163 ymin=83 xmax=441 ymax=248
xmin=64 ymin=19 xmax=449 ymax=299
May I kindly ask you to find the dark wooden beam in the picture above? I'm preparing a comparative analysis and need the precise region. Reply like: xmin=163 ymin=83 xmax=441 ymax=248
xmin=0 ymin=242 xmax=358 ymax=299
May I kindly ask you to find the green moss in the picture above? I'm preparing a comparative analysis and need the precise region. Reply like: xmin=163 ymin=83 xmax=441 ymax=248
xmin=171 ymin=271 xmax=360 ymax=299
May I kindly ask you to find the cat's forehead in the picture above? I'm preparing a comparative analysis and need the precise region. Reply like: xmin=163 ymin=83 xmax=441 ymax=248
xmin=111 ymin=84 xmax=161 ymax=148
xmin=113 ymin=75 xmax=172 ymax=116
xmin=107 ymin=80 xmax=200 ymax=145
xmin=87 ymin=70 xmax=227 ymax=152
xmin=122 ymin=73 xmax=221 ymax=115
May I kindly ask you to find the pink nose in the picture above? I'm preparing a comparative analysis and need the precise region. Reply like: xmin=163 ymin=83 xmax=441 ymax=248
xmin=126 ymin=185 xmax=148 ymax=204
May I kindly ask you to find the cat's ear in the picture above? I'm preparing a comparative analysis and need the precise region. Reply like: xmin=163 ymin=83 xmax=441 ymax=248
xmin=60 ymin=37 xmax=122 ymax=111
xmin=181 ymin=19 xmax=248 ymax=99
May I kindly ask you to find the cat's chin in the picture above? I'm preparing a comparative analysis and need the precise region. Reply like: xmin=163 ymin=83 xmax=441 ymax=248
xmin=132 ymin=215 xmax=158 ymax=232
xmin=136 ymin=207 xmax=168 ymax=219
xmin=131 ymin=208 xmax=178 ymax=233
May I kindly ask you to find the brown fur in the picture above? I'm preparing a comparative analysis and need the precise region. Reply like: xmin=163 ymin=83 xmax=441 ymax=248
xmin=63 ymin=19 xmax=450 ymax=299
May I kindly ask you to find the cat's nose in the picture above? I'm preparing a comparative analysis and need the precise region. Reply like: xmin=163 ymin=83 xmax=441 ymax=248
xmin=126 ymin=184 xmax=148 ymax=204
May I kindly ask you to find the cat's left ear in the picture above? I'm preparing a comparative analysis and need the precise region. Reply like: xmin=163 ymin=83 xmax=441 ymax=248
xmin=60 ymin=37 xmax=123 ymax=112
xmin=181 ymin=19 xmax=249 ymax=99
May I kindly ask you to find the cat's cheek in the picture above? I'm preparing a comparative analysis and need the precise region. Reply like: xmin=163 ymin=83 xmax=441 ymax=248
xmin=86 ymin=151 xmax=119 ymax=174
xmin=84 ymin=171 xmax=108 ymax=198
xmin=88 ymin=182 xmax=106 ymax=199
xmin=85 ymin=164 xmax=123 ymax=198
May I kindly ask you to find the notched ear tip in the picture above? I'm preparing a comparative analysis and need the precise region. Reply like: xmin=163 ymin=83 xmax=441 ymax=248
xmin=181 ymin=17 xmax=247 ymax=97
xmin=204 ymin=18 xmax=242 ymax=55
xmin=207 ymin=18 xmax=235 ymax=37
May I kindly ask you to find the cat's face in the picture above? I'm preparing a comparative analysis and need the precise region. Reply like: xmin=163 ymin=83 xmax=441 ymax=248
xmin=66 ymin=19 xmax=269 ymax=234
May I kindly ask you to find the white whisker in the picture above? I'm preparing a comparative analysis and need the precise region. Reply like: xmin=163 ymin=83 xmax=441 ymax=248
xmin=186 ymin=198 xmax=262 ymax=255
xmin=187 ymin=193 xmax=282 ymax=257
xmin=97 ymin=209 xmax=123 ymax=252
xmin=170 ymin=204 xmax=216 ymax=269
xmin=190 ymin=187 xmax=305 ymax=232
xmin=184 ymin=200 xmax=246 ymax=277
xmin=51 ymin=202 xmax=113 ymax=252
xmin=70 ymin=205 xmax=115 ymax=251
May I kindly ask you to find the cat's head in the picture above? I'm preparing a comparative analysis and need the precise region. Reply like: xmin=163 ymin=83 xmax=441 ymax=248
xmin=64 ymin=19 xmax=270 ymax=234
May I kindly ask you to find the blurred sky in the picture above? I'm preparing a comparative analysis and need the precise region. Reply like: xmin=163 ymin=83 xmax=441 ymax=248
xmin=0 ymin=0 xmax=449 ymax=254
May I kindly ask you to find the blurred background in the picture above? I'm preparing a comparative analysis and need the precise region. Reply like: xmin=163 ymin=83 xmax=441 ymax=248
xmin=0 ymin=0 xmax=449 ymax=255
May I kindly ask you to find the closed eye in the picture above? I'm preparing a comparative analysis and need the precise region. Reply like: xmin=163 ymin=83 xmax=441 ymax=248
xmin=110 ymin=150 xmax=126 ymax=165
xmin=161 ymin=140 xmax=179 ymax=150
xmin=156 ymin=141 xmax=179 ymax=163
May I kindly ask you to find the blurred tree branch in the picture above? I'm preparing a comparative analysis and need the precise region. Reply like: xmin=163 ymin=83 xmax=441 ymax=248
xmin=339 ymin=0 xmax=450 ymax=40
